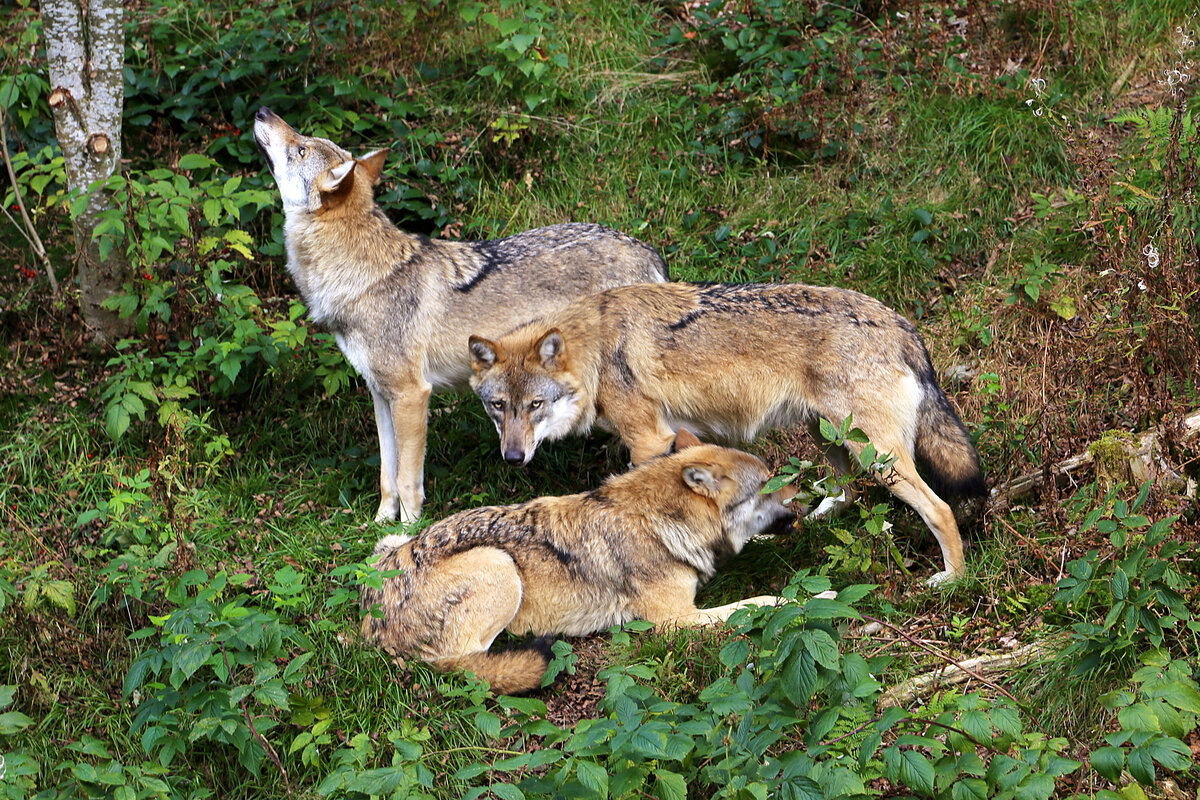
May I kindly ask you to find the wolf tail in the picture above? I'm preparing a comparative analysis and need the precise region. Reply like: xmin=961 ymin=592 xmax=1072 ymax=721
xmin=914 ymin=376 xmax=986 ymax=500
xmin=436 ymin=638 xmax=555 ymax=695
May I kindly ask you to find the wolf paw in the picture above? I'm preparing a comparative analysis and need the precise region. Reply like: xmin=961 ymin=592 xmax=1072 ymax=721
xmin=925 ymin=568 xmax=963 ymax=587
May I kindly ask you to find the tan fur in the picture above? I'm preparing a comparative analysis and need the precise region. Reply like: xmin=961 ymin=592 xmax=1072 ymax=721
xmin=360 ymin=431 xmax=797 ymax=693
xmin=252 ymin=107 xmax=667 ymax=524
xmin=469 ymin=282 xmax=985 ymax=585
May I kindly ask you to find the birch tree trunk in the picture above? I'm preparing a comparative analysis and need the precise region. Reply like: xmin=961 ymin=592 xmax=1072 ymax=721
xmin=42 ymin=0 xmax=132 ymax=344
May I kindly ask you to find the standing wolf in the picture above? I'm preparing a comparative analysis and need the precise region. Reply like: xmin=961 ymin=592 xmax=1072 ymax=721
xmin=360 ymin=430 xmax=797 ymax=694
xmin=468 ymin=282 xmax=986 ymax=585
xmin=253 ymin=107 xmax=667 ymax=523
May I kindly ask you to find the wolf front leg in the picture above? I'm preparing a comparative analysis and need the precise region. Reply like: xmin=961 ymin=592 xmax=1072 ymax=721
xmin=669 ymin=596 xmax=790 ymax=627
xmin=372 ymin=377 xmax=432 ymax=524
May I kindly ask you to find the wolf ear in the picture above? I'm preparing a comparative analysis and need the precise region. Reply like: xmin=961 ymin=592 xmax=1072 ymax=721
xmin=469 ymin=336 xmax=506 ymax=372
xmin=682 ymin=464 xmax=723 ymax=499
xmin=358 ymin=148 xmax=389 ymax=185
xmin=671 ymin=429 xmax=703 ymax=452
xmin=536 ymin=329 xmax=564 ymax=370
xmin=314 ymin=160 xmax=356 ymax=209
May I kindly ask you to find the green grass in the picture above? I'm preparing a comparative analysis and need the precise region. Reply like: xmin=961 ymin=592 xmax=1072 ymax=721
xmin=2 ymin=0 xmax=1199 ymax=797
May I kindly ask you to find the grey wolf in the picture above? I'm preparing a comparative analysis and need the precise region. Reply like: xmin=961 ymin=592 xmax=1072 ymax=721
xmin=468 ymin=282 xmax=985 ymax=585
xmin=252 ymin=106 xmax=667 ymax=524
xmin=360 ymin=429 xmax=796 ymax=694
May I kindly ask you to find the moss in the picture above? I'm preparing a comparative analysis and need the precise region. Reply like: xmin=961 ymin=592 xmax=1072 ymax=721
xmin=1088 ymin=430 xmax=1138 ymax=471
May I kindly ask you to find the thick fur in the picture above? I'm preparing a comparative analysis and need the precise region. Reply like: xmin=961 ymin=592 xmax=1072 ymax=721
xmin=360 ymin=431 xmax=797 ymax=694
xmin=468 ymin=282 xmax=986 ymax=585
xmin=252 ymin=107 xmax=667 ymax=524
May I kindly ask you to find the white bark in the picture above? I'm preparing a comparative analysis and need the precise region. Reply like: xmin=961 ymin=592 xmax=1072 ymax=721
xmin=42 ymin=0 xmax=131 ymax=343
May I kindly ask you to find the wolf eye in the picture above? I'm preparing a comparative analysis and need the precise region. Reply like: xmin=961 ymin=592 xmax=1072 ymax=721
xmin=297 ymin=145 xmax=306 ymax=156
xmin=490 ymin=400 xmax=504 ymax=411
xmin=529 ymin=399 xmax=543 ymax=410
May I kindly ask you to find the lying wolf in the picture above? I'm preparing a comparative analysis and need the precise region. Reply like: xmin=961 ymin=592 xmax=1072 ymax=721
xmin=360 ymin=430 xmax=796 ymax=693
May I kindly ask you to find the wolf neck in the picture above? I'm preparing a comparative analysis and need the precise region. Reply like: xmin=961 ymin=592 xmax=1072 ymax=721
xmin=598 ymin=470 xmax=725 ymax=581
xmin=285 ymin=201 xmax=417 ymax=328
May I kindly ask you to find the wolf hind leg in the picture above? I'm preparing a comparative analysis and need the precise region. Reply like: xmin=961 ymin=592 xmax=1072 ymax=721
xmin=424 ymin=548 xmax=538 ymax=690
xmin=844 ymin=433 xmax=965 ymax=585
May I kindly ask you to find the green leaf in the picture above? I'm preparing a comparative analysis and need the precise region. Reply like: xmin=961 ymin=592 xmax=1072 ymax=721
xmin=885 ymin=748 xmax=935 ymax=795
xmin=40 ymin=580 xmax=76 ymax=616
xmin=254 ymin=682 xmax=290 ymax=709
xmin=802 ymin=597 xmax=860 ymax=620
xmin=1118 ymin=703 xmax=1160 ymax=732
xmin=346 ymin=767 xmax=406 ymax=795
xmin=959 ymin=710 xmax=992 ymax=744
xmin=763 ymin=604 xmax=804 ymax=640
xmin=487 ymin=783 xmax=525 ymax=800
xmin=1090 ymin=746 xmax=1125 ymax=782
xmin=781 ymin=650 xmax=818 ymax=706
xmin=475 ymin=710 xmax=502 ymax=739
xmin=800 ymin=629 xmax=840 ymax=669
xmin=106 ymin=403 xmax=131 ymax=440
xmin=178 ymin=153 xmax=216 ymax=170
xmin=1042 ymin=755 xmax=1081 ymax=777
xmin=654 ymin=769 xmax=687 ymax=800
xmin=1156 ymin=680 xmax=1200 ymax=713
xmin=719 ymin=637 xmax=751 ymax=668
xmin=0 ymin=710 xmax=34 ymax=735
xmin=576 ymin=760 xmax=608 ymax=796
xmin=1127 ymin=746 xmax=1155 ymax=785
xmin=912 ymin=208 xmax=933 ymax=226
xmin=1112 ymin=567 xmax=1129 ymax=601
xmin=509 ymin=32 xmax=536 ymax=53
xmin=951 ymin=778 xmax=988 ymax=800
xmin=762 ymin=473 xmax=797 ymax=494
xmin=1146 ymin=736 xmax=1192 ymax=771
xmin=1015 ymin=772 xmax=1056 ymax=800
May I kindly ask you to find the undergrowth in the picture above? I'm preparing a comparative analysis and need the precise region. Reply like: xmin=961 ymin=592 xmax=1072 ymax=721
xmin=1 ymin=0 xmax=1198 ymax=798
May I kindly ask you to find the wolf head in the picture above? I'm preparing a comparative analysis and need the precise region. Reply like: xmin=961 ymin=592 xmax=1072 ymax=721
xmin=253 ymin=106 xmax=388 ymax=215
xmin=669 ymin=429 xmax=798 ymax=553
xmin=468 ymin=329 xmax=586 ymax=466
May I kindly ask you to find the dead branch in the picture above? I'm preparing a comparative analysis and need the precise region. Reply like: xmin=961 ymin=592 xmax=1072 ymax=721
xmin=880 ymin=638 xmax=1062 ymax=708
xmin=0 ymin=90 xmax=60 ymax=295
xmin=990 ymin=409 xmax=1200 ymax=510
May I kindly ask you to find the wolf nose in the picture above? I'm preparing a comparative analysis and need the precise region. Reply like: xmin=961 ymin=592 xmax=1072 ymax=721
xmin=503 ymin=448 xmax=526 ymax=466
xmin=255 ymin=106 xmax=273 ymax=122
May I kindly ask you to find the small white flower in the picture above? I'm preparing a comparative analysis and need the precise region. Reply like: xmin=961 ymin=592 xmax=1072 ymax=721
xmin=1143 ymin=243 xmax=1160 ymax=269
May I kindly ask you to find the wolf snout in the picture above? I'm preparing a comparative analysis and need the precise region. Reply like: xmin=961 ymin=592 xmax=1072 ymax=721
xmin=255 ymin=106 xmax=277 ymax=122
xmin=763 ymin=506 xmax=798 ymax=537
xmin=503 ymin=448 xmax=527 ymax=466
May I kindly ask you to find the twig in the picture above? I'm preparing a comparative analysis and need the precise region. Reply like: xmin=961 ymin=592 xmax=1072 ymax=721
xmin=879 ymin=639 xmax=1059 ymax=710
xmin=862 ymin=614 xmax=1036 ymax=720
xmin=221 ymin=644 xmax=293 ymax=799
xmin=0 ymin=84 xmax=59 ymax=295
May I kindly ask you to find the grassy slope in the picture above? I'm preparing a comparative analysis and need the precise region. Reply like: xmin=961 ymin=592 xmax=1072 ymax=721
xmin=1 ymin=0 xmax=1198 ymax=797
